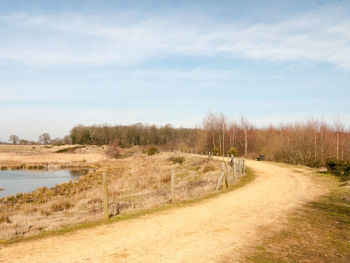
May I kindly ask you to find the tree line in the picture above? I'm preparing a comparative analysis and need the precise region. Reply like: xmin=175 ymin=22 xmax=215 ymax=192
xmin=201 ymin=112 xmax=350 ymax=167
xmin=4 ymin=113 xmax=349 ymax=168
xmin=6 ymin=133 xmax=71 ymax=145
xmin=69 ymin=123 xmax=199 ymax=148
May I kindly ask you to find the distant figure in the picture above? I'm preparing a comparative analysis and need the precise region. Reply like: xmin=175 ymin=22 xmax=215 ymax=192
xmin=257 ymin=154 xmax=265 ymax=161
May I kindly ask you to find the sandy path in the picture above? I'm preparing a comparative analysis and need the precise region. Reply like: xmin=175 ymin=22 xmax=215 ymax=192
xmin=0 ymin=160 xmax=326 ymax=263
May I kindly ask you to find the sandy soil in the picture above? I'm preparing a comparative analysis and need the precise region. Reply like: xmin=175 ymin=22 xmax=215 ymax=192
xmin=0 ymin=145 xmax=106 ymax=164
xmin=0 ymin=152 xmax=106 ymax=163
xmin=0 ymin=160 xmax=327 ymax=263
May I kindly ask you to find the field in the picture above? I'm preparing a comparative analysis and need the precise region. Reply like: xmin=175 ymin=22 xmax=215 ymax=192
xmin=0 ymin=144 xmax=106 ymax=167
xmin=0 ymin=145 xmax=349 ymax=262
xmin=0 ymin=145 xmax=225 ymax=240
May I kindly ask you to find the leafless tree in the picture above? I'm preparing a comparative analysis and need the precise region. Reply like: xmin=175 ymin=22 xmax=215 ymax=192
xmin=39 ymin=133 xmax=51 ymax=145
xmin=8 ymin=135 xmax=19 ymax=145
xmin=240 ymin=117 xmax=250 ymax=156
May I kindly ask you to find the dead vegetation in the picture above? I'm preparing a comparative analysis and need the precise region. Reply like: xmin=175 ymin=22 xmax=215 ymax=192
xmin=0 ymin=152 xmax=223 ymax=241
xmin=240 ymin=184 xmax=350 ymax=263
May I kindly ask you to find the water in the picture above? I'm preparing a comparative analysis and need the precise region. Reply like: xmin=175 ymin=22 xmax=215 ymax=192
xmin=0 ymin=169 xmax=87 ymax=198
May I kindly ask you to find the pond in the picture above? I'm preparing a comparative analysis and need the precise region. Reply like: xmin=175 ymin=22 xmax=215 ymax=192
xmin=0 ymin=169 xmax=87 ymax=198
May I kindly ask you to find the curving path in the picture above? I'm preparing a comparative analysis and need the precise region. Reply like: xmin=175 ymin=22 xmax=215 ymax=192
xmin=0 ymin=160 xmax=327 ymax=263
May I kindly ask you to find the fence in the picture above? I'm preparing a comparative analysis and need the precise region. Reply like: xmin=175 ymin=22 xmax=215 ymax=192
xmin=178 ymin=150 xmax=246 ymax=190
xmin=0 ymin=151 xmax=246 ymax=240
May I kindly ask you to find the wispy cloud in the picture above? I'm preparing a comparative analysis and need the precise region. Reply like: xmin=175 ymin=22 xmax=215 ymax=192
xmin=1 ymin=7 xmax=350 ymax=69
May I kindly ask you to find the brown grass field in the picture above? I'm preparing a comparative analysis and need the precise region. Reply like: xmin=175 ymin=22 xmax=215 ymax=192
xmin=0 ymin=145 xmax=224 ymax=240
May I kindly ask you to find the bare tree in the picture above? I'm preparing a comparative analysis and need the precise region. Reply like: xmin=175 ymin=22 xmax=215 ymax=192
xmin=19 ymin=139 xmax=29 ymax=145
xmin=39 ymin=133 xmax=51 ymax=145
xmin=240 ymin=117 xmax=250 ymax=156
xmin=8 ymin=135 xmax=19 ymax=145
xmin=334 ymin=119 xmax=344 ymax=160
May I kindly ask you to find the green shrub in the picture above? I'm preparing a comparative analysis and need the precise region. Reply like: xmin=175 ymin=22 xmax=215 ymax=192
xmin=168 ymin=156 xmax=185 ymax=164
xmin=147 ymin=147 xmax=160 ymax=156
xmin=326 ymin=159 xmax=350 ymax=181
xmin=212 ymin=147 xmax=220 ymax=155
xmin=227 ymin=147 xmax=238 ymax=157
xmin=55 ymin=145 xmax=84 ymax=153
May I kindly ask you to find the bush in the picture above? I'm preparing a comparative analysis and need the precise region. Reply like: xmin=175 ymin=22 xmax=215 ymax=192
xmin=326 ymin=159 xmax=350 ymax=181
xmin=168 ymin=156 xmax=185 ymax=164
xmin=106 ymin=146 xmax=122 ymax=159
xmin=55 ymin=145 xmax=84 ymax=153
xmin=212 ymin=147 xmax=220 ymax=155
xmin=50 ymin=200 xmax=73 ymax=212
xmin=147 ymin=147 xmax=159 ymax=156
xmin=227 ymin=147 xmax=238 ymax=157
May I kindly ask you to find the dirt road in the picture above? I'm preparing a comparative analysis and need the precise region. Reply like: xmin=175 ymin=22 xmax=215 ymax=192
xmin=0 ymin=160 xmax=327 ymax=263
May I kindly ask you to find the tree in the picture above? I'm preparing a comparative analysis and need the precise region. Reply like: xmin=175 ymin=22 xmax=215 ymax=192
xmin=63 ymin=135 xmax=72 ymax=145
xmin=19 ymin=139 xmax=29 ymax=145
xmin=240 ymin=117 xmax=250 ymax=156
xmin=39 ymin=133 xmax=51 ymax=145
xmin=8 ymin=135 xmax=19 ymax=145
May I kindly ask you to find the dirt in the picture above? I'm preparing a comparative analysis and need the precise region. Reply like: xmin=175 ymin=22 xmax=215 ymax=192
xmin=0 ymin=160 xmax=328 ymax=263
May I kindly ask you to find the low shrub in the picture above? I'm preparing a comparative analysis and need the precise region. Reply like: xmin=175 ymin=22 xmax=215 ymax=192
xmin=227 ymin=147 xmax=238 ymax=157
xmin=147 ymin=147 xmax=159 ymax=156
xmin=50 ymin=200 xmax=73 ymax=212
xmin=168 ymin=156 xmax=185 ymax=164
xmin=40 ymin=209 xmax=52 ymax=216
xmin=0 ymin=214 xmax=11 ymax=224
xmin=55 ymin=145 xmax=85 ymax=153
xmin=326 ymin=159 xmax=350 ymax=181
xmin=106 ymin=146 xmax=122 ymax=159
xmin=212 ymin=147 xmax=220 ymax=155
xmin=202 ymin=164 xmax=215 ymax=173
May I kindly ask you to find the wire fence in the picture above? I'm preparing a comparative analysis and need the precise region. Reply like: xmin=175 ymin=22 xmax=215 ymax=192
xmin=0 ymin=151 xmax=246 ymax=240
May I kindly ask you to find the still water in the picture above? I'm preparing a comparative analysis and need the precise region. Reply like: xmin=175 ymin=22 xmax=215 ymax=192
xmin=0 ymin=169 xmax=86 ymax=198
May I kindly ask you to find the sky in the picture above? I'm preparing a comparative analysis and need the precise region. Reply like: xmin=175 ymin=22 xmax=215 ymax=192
xmin=0 ymin=0 xmax=350 ymax=141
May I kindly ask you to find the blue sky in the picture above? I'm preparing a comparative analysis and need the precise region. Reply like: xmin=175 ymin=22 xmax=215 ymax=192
xmin=0 ymin=0 xmax=350 ymax=141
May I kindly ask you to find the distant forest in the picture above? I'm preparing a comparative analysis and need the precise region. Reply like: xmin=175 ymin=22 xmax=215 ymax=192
xmin=4 ymin=112 xmax=350 ymax=168
xmin=69 ymin=113 xmax=350 ymax=167
xmin=70 ymin=123 xmax=199 ymax=148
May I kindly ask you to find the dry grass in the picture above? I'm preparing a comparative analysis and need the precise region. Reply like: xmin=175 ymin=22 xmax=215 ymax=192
xmin=0 ymin=144 xmax=106 ymax=167
xmin=239 ymin=183 xmax=350 ymax=263
xmin=0 ymin=150 xmax=226 ymax=241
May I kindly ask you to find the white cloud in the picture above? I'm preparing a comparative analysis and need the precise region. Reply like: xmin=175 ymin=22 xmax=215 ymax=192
xmin=0 ymin=8 xmax=350 ymax=69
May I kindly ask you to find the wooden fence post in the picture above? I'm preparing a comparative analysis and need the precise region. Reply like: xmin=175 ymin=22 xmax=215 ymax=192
xmin=102 ymin=172 xmax=109 ymax=220
xmin=233 ymin=157 xmax=237 ymax=181
xmin=224 ymin=162 xmax=230 ymax=187
xmin=243 ymin=159 xmax=246 ymax=174
xmin=171 ymin=168 xmax=175 ymax=202
xmin=221 ymin=162 xmax=226 ymax=190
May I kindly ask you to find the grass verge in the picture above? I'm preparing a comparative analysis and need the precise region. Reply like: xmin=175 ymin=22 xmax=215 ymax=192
xmin=0 ymin=167 xmax=255 ymax=246
xmin=243 ymin=180 xmax=350 ymax=262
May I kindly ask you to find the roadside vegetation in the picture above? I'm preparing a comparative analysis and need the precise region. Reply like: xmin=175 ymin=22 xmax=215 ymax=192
xmin=0 ymin=151 xmax=228 ymax=241
xmin=326 ymin=159 xmax=350 ymax=181
xmin=239 ymin=173 xmax=350 ymax=263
